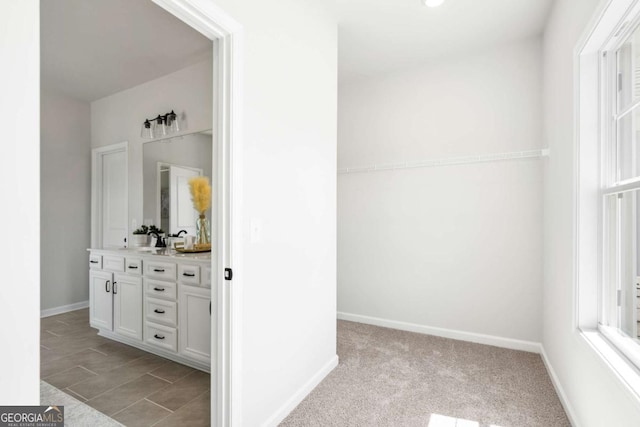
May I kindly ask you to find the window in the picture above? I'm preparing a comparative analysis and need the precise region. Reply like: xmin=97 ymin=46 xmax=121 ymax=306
xmin=600 ymin=19 xmax=640 ymax=369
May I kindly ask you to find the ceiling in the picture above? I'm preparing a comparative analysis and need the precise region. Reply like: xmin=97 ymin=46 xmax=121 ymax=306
xmin=41 ymin=0 xmax=212 ymax=102
xmin=337 ymin=0 xmax=554 ymax=82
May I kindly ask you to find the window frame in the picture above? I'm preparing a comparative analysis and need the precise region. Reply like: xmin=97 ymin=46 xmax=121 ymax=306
xmin=575 ymin=0 xmax=640 ymax=403
xmin=598 ymin=12 xmax=640 ymax=371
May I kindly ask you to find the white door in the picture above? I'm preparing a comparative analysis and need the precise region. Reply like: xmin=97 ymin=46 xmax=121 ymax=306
xmin=169 ymin=165 xmax=201 ymax=235
xmin=100 ymin=148 xmax=128 ymax=248
xmin=89 ymin=270 xmax=113 ymax=330
xmin=113 ymin=273 xmax=143 ymax=340
xmin=178 ymin=284 xmax=212 ymax=364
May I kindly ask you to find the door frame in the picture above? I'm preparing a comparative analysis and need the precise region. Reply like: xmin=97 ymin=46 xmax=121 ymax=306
xmin=155 ymin=161 xmax=203 ymax=232
xmin=151 ymin=1 xmax=243 ymax=426
xmin=91 ymin=141 xmax=129 ymax=249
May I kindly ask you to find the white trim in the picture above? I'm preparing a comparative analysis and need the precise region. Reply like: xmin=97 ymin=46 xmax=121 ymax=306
xmin=40 ymin=301 xmax=89 ymax=318
xmin=539 ymin=347 xmax=580 ymax=427
xmin=150 ymin=2 xmax=243 ymax=426
xmin=261 ymin=356 xmax=339 ymax=427
xmin=91 ymin=141 xmax=129 ymax=249
xmin=337 ymin=312 xmax=541 ymax=353
xmin=338 ymin=148 xmax=549 ymax=175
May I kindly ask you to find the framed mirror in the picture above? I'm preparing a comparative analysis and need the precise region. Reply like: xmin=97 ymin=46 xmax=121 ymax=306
xmin=142 ymin=130 xmax=214 ymax=236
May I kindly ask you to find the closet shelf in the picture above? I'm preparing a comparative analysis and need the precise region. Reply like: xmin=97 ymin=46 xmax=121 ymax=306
xmin=337 ymin=148 xmax=550 ymax=175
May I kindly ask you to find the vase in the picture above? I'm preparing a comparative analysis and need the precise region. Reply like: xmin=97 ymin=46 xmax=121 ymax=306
xmin=196 ymin=214 xmax=210 ymax=246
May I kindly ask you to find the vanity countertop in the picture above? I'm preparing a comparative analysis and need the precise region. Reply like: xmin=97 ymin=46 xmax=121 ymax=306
xmin=88 ymin=247 xmax=212 ymax=263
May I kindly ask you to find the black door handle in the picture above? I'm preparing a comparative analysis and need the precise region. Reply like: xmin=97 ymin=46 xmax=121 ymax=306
xmin=90 ymin=260 xmax=98 ymax=264
xmin=154 ymin=309 xmax=165 ymax=314
xmin=105 ymin=280 xmax=110 ymax=293
xmin=113 ymin=282 xmax=118 ymax=295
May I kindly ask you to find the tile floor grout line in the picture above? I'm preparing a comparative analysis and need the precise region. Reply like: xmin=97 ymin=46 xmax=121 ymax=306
xmin=88 ymin=347 xmax=109 ymax=356
xmin=110 ymin=397 xmax=148 ymax=418
xmin=45 ymin=330 xmax=61 ymax=337
xmin=63 ymin=387 xmax=89 ymax=402
xmin=40 ymin=344 xmax=50 ymax=350
xmin=143 ymin=398 xmax=175 ymax=413
xmin=146 ymin=372 xmax=174 ymax=384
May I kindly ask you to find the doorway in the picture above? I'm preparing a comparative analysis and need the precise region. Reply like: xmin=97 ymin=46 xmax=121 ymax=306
xmin=39 ymin=0 xmax=242 ymax=425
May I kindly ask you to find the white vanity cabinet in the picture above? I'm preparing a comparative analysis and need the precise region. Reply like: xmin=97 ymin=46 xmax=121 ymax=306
xmin=88 ymin=249 xmax=212 ymax=372
xmin=179 ymin=284 xmax=212 ymax=364
xmin=89 ymin=255 xmax=143 ymax=340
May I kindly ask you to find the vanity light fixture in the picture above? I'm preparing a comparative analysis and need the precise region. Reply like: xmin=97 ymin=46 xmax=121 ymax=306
xmin=423 ymin=0 xmax=445 ymax=7
xmin=140 ymin=110 xmax=181 ymax=139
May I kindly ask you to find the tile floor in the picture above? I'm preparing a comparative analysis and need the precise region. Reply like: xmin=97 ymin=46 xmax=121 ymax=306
xmin=40 ymin=308 xmax=210 ymax=427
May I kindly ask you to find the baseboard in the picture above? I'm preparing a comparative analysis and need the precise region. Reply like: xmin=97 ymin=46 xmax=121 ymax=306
xmin=41 ymin=300 xmax=89 ymax=318
xmin=337 ymin=312 xmax=541 ymax=353
xmin=262 ymin=355 xmax=339 ymax=427
xmin=540 ymin=346 xmax=579 ymax=427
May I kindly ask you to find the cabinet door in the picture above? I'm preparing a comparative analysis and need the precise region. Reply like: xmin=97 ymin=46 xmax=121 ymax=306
xmin=178 ymin=285 xmax=212 ymax=364
xmin=90 ymin=270 xmax=113 ymax=331
xmin=113 ymin=274 xmax=143 ymax=340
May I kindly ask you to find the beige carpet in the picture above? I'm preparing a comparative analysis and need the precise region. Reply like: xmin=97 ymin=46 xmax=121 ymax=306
xmin=281 ymin=321 xmax=569 ymax=427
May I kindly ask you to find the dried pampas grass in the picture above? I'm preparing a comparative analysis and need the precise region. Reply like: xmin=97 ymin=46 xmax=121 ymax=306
xmin=188 ymin=176 xmax=211 ymax=215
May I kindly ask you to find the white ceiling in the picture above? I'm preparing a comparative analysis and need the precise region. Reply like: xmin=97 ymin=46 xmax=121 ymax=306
xmin=337 ymin=0 xmax=554 ymax=82
xmin=41 ymin=0 xmax=212 ymax=102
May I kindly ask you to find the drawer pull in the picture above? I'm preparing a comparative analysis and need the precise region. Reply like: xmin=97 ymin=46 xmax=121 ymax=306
xmin=105 ymin=280 xmax=111 ymax=293
xmin=113 ymin=282 xmax=118 ymax=295
xmin=183 ymin=272 xmax=196 ymax=277
xmin=128 ymin=265 xmax=138 ymax=269
xmin=153 ymin=268 xmax=165 ymax=272
xmin=153 ymin=287 xmax=165 ymax=292
xmin=154 ymin=334 xmax=165 ymax=340
xmin=154 ymin=309 xmax=165 ymax=314
xmin=90 ymin=260 xmax=98 ymax=264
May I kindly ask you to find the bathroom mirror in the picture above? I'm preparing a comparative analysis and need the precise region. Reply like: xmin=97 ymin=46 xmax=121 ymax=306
xmin=143 ymin=130 xmax=214 ymax=236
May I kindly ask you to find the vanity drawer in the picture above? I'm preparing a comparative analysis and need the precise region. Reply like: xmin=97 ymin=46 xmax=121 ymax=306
xmin=89 ymin=254 xmax=102 ymax=270
xmin=178 ymin=264 xmax=200 ymax=285
xmin=103 ymin=255 xmax=125 ymax=272
xmin=145 ymin=321 xmax=177 ymax=352
xmin=145 ymin=261 xmax=177 ymax=281
xmin=146 ymin=297 xmax=177 ymax=327
xmin=125 ymin=258 xmax=143 ymax=275
xmin=145 ymin=279 xmax=177 ymax=301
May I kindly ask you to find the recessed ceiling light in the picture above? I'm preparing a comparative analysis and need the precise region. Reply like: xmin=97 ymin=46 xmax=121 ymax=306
xmin=423 ymin=0 xmax=445 ymax=7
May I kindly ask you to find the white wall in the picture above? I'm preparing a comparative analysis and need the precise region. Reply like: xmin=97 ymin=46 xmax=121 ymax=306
xmin=206 ymin=0 xmax=338 ymax=425
xmin=338 ymin=38 xmax=543 ymax=344
xmin=41 ymin=89 xmax=91 ymax=311
xmin=543 ymin=0 xmax=640 ymax=425
xmin=0 ymin=0 xmax=40 ymax=404
xmin=91 ymin=59 xmax=213 ymax=241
